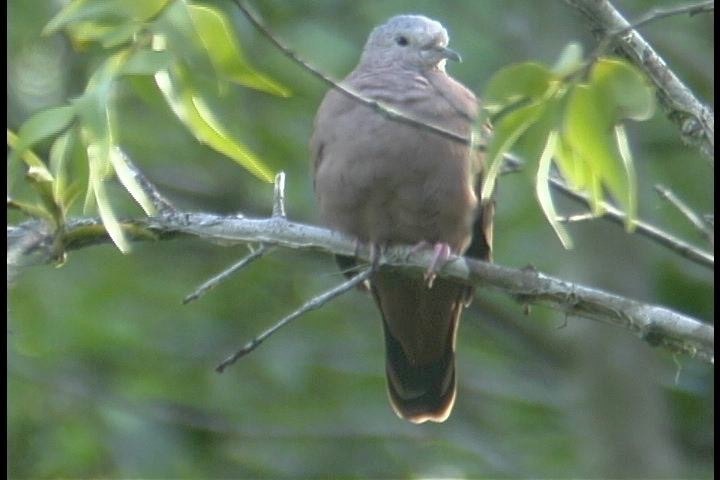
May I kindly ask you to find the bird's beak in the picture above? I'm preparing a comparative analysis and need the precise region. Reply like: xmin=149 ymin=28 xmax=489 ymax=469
xmin=437 ymin=46 xmax=462 ymax=62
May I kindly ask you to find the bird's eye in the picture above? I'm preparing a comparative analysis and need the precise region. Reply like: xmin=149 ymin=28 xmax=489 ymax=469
xmin=395 ymin=36 xmax=409 ymax=46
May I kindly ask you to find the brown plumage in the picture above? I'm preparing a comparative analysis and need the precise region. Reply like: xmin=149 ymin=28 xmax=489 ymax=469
xmin=310 ymin=15 xmax=493 ymax=423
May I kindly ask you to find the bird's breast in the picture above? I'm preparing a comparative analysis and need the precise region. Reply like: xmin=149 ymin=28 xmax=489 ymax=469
xmin=314 ymin=95 xmax=477 ymax=251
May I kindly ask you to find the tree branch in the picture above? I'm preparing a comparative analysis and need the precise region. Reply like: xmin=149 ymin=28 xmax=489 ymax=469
xmin=549 ymin=175 xmax=714 ymax=269
xmin=8 ymin=212 xmax=713 ymax=364
xmin=565 ymin=0 xmax=715 ymax=162
xmin=655 ymin=184 xmax=714 ymax=246
xmin=215 ymin=268 xmax=372 ymax=372
xmin=615 ymin=0 xmax=713 ymax=35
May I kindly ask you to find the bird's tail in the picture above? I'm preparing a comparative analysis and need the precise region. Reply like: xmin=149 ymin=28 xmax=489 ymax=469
xmin=383 ymin=318 xmax=458 ymax=423
xmin=371 ymin=270 xmax=465 ymax=423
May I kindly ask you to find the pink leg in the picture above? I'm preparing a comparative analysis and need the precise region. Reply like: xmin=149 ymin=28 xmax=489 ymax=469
xmin=409 ymin=240 xmax=432 ymax=255
xmin=424 ymin=242 xmax=453 ymax=288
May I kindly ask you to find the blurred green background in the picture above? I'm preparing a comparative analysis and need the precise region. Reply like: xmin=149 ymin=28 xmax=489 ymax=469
xmin=8 ymin=0 xmax=713 ymax=478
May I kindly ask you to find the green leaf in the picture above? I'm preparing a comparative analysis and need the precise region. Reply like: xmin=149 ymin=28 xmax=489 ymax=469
xmin=556 ymin=135 xmax=603 ymax=217
xmin=564 ymin=84 xmax=635 ymax=225
xmin=44 ymin=0 xmax=170 ymax=36
xmin=552 ymin=42 xmax=584 ymax=76
xmin=74 ymin=91 xmax=112 ymax=214
xmin=7 ymin=198 xmax=55 ymax=221
xmin=154 ymin=67 xmax=275 ymax=183
xmin=9 ymin=105 xmax=76 ymax=167
xmin=613 ymin=124 xmax=637 ymax=231
xmin=484 ymin=63 xmax=555 ymax=112
xmin=535 ymin=131 xmax=573 ymax=249
xmin=554 ymin=134 xmax=586 ymax=190
xmin=73 ymin=49 xmax=150 ymax=251
xmin=109 ymin=146 xmax=156 ymax=216
xmin=480 ymin=100 xmax=547 ymax=202
xmin=67 ymin=21 xmax=141 ymax=49
xmin=590 ymin=58 xmax=655 ymax=121
xmin=48 ymin=131 xmax=74 ymax=214
xmin=185 ymin=3 xmax=291 ymax=97
xmin=122 ymin=49 xmax=173 ymax=76
xmin=87 ymin=142 xmax=131 ymax=253
xmin=511 ymin=94 xmax=563 ymax=166
xmin=47 ymin=128 xmax=87 ymax=216
xmin=7 ymin=129 xmax=49 ymax=178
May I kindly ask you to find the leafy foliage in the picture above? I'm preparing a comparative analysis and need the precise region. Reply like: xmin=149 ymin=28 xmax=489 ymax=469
xmin=8 ymin=0 xmax=288 ymax=252
xmin=480 ymin=43 xmax=655 ymax=248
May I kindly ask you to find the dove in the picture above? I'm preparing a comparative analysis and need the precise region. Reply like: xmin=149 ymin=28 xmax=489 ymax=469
xmin=310 ymin=14 xmax=493 ymax=423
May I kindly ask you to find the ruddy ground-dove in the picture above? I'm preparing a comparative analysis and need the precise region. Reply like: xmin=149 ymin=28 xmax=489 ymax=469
xmin=310 ymin=14 xmax=493 ymax=423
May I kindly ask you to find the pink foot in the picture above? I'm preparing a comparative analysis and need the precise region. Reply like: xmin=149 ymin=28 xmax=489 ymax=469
xmin=424 ymin=242 xmax=453 ymax=288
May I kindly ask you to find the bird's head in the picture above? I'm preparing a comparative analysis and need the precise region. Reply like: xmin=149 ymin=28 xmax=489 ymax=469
xmin=360 ymin=14 xmax=461 ymax=72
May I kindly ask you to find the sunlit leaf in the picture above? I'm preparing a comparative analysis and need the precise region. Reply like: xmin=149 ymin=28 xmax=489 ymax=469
xmin=73 ymin=49 xmax=147 ymax=251
xmin=154 ymin=67 xmax=275 ymax=183
xmin=591 ymin=58 xmax=655 ymax=121
xmin=109 ymin=146 xmax=156 ymax=216
xmin=44 ymin=0 xmax=170 ymax=36
xmin=67 ymin=21 xmax=141 ymax=49
xmin=185 ymin=3 xmax=290 ymax=97
xmin=511 ymin=94 xmax=563 ymax=167
xmin=9 ymin=105 xmax=76 ymax=167
xmin=49 ymin=131 xmax=73 ymax=211
xmin=613 ymin=124 xmax=637 ymax=231
xmin=536 ymin=131 xmax=573 ymax=249
xmin=7 ymin=129 xmax=49 ymax=179
xmin=87 ymin=142 xmax=131 ymax=253
xmin=47 ymin=129 xmax=87 ymax=216
xmin=74 ymin=94 xmax=111 ymax=213
xmin=484 ymin=63 xmax=555 ymax=112
xmin=7 ymin=198 xmax=54 ymax=221
xmin=552 ymin=42 xmax=584 ymax=76
xmin=554 ymin=134 xmax=586 ymax=190
xmin=564 ymin=84 xmax=635 ymax=225
xmin=26 ymin=165 xmax=63 ymax=228
xmin=480 ymin=101 xmax=547 ymax=202
xmin=122 ymin=49 xmax=173 ymax=76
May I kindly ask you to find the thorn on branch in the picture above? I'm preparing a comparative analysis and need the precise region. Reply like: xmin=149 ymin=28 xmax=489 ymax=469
xmin=215 ymin=268 xmax=373 ymax=372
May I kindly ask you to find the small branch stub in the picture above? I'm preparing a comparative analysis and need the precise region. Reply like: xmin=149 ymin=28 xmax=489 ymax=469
xmin=182 ymin=245 xmax=271 ymax=304
xmin=272 ymin=171 xmax=287 ymax=218
xmin=215 ymin=268 xmax=373 ymax=372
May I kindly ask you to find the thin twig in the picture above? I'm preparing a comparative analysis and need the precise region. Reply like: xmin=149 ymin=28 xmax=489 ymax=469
xmin=215 ymin=268 xmax=373 ymax=372
xmin=655 ymin=184 xmax=714 ymax=246
xmin=549 ymin=175 xmax=714 ymax=269
xmin=182 ymin=245 xmax=271 ymax=304
xmin=616 ymin=0 xmax=714 ymax=35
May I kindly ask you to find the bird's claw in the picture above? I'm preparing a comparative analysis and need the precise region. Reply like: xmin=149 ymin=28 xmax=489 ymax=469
xmin=423 ymin=242 xmax=453 ymax=288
